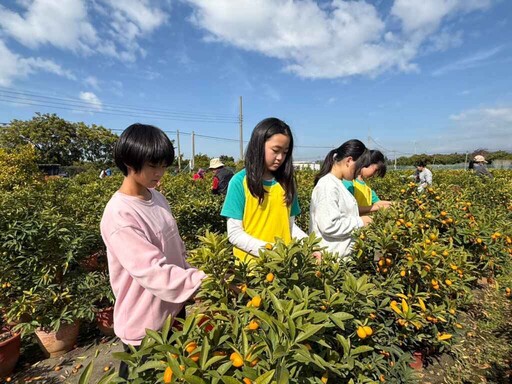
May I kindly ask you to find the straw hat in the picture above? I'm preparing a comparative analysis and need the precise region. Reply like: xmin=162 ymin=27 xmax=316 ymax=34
xmin=473 ymin=155 xmax=487 ymax=163
xmin=209 ymin=158 xmax=225 ymax=169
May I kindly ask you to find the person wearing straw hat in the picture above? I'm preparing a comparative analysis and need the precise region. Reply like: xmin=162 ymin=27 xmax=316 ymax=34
xmin=470 ymin=155 xmax=493 ymax=179
xmin=209 ymin=158 xmax=234 ymax=194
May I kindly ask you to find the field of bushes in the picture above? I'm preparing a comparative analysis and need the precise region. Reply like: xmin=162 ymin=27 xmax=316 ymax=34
xmin=1 ymin=145 xmax=511 ymax=383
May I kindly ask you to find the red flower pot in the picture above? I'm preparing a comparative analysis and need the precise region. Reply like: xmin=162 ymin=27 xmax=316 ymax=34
xmin=0 ymin=330 xmax=21 ymax=378
xmin=34 ymin=321 xmax=80 ymax=358
xmin=80 ymin=250 xmax=107 ymax=272
xmin=409 ymin=351 xmax=424 ymax=370
xmin=96 ymin=307 xmax=115 ymax=336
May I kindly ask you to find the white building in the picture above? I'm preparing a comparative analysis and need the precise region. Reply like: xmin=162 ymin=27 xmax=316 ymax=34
xmin=293 ymin=161 xmax=320 ymax=171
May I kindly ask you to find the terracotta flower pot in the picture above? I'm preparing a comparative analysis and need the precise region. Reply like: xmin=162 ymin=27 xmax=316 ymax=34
xmin=0 ymin=330 xmax=21 ymax=378
xmin=80 ymin=250 xmax=107 ymax=272
xmin=409 ymin=351 xmax=424 ymax=370
xmin=96 ymin=307 xmax=115 ymax=336
xmin=34 ymin=321 xmax=80 ymax=358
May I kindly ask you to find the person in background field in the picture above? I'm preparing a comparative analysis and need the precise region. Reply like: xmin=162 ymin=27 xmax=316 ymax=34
xmin=209 ymin=158 xmax=234 ymax=195
xmin=343 ymin=150 xmax=392 ymax=214
xmin=221 ymin=117 xmax=308 ymax=263
xmin=470 ymin=155 xmax=494 ymax=179
xmin=192 ymin=168 xmax=205 ymax=181
xmin=105 ymin=167 xmax=112 ymax=177
xmin=309 ymin=139 xmax=372 ymax=260
xmin=99 ymin=169 xmax=106 ymax=179
xmin=415 ymin=161 xmax=432 ymax=192
xmin=100 ymin=123 xmax=206 ymax=379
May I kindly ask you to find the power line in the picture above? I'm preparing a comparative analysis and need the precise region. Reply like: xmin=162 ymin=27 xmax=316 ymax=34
xmin=0 ymin=87 xmax=237 ymax=120
xmin=0 ymin=95 xmax=238 ymax=124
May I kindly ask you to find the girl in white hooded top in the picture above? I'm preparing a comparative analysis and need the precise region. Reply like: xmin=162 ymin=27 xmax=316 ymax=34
xmin=310 ymin=139 xmax=372 ymax=260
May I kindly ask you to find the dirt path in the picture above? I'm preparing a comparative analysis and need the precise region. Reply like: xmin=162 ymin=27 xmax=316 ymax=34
xmin=5 ymin=325 xmax=122 ymax=384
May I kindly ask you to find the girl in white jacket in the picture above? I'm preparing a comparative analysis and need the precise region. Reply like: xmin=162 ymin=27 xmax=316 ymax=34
xmin=310 ymin=139 xmax=372 ymax=260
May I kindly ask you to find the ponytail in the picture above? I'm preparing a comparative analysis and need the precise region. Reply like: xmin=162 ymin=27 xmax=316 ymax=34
xmin=314 ymin=139 xmax=370 ymax=186
xmin=314 ymin=149 xmax=337 ymax=186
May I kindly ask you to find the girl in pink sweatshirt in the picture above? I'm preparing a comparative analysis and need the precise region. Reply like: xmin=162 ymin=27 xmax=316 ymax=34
xmin=100 ymin=123 xmax=206 ymax=378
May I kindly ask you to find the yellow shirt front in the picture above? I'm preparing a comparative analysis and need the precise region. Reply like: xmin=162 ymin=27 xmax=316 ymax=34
xmin=221 ymin=170 xmax=300 ymax=262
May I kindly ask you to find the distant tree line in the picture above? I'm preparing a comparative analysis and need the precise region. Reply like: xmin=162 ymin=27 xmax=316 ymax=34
xmin=0 ymin=113 xmax=118 ymax=166
xmin=392 ymin=150 xmax=512 ymax=166
xmin=0 ymin=113 xmax=239 ymax=172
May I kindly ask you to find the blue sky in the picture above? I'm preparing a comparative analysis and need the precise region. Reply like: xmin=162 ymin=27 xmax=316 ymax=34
xmin=0 ymin=0 xmax=511 ymax=161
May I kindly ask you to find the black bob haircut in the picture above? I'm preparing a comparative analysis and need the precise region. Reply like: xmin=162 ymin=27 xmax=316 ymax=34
xmin=314 ymin=139 xmax=370 ymax=186
xmin=244 ymin=117 xmax=295 ymax=206
xmin=369 ymin=149 xmax=387 ymax=178
xmin=415 ymin=160 xmax=427 ymax=168
xmin=114 ymin=123 xmax=175 ymax=176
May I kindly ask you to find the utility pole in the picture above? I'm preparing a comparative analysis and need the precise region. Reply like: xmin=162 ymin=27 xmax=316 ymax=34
xmin=191 ymin=131 xmax=195 ymax=172
xmin=239 ymin=96 xmax=244 ymax=161
xmin=176 ymin=130 xmax=181 ymax=172
xmin=393 ymin=151 xmax=397 ymax=170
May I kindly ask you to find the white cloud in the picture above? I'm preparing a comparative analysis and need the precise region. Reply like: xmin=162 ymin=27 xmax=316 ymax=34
xmin=423 ymin=29 xmax=463 ymax=54
xmin=0 ymin=0 xmax=168 ymax=65
xmin=84 ymin=76 xmax=100 ymax=90
xmin=432 ymin=46 xmax=502 ymax=76
xmin=390 ymin=0 xmax=491 ymax=34
xmin=79 ymin=91 xmax=103 ymax=111
xmin=262 ymin=84 xmax=281 ymax=102
xmin=408 ymin=105 xmax=512 ymax=153
xmin=0 ymin=0 xmax=97 ymax=52
xmin=439 ymin=106 xmax=512 ymax=151
xmin=0 ymin=40 xmax=75 ymax=86
xmin=103 ymin=0 xmax=168 ymax=33
xmin=185 ymin=0 xmax=493 ymax=79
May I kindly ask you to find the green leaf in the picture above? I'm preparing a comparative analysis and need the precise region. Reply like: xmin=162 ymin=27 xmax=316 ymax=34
xmin=145 ymin=329 xmax=163 ymax=344
xmin=203 ymin=355 xmax=228 ymax=370
xmin=350 ymin=345 xmax=374 ymax=356
xmin=336 ymin=334 xmax=350 ymax=358
xmin=290 ymin=309 xmax=313 ymax=319
xmin=184 ymin=375 xmax=207 ymax=384
xmin=221 ymin=377 xmax=242 ymax=384
xmin=97 ymin=372 xmax=118 ymax=384
xmin=329 ymin=312 xmax=354 ymax=330
xmin=200 ymin=336 xmax=210 ymax=368
xmin=78 ymin=361 xmax=94 ymax=384
xmin=254 ymin=369 xmax=276 ymax=384
xmin=276 ymin=367 xmax=289 ymax=384
xmin=216 ymin=361 xmax=233 ymax=376
xmin=268 ymin=290 xmax=283 ymax=312
xmin=287 ymin=316 xmax=296 ymax=340
xmin=161 ymin=316 xmax=172 ymax=340
xmin=295 ymin=324 xmax=324 ymax=343
xmin=112 ymin=352 xmax=135 ymax=361
xmin=183 ymin=314 xmax=195 ymax=334
xmin=136 ymin=360 xmax=165 ymax=372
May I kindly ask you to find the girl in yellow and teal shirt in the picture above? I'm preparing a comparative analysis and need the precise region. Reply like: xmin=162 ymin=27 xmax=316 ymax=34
xmin=221 ymin=118 xmax=307 ymax=263
xmin=342 ymin=149 xmax=392 ymax=214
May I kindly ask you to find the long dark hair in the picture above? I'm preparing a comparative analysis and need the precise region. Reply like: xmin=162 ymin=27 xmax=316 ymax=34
xmin=369 ymin=149 xmax=387 ymax=178
xmin=314 ymin=139 xmax=370 ymax=186
xmin=244 ymin=117 xmax=295 ymax=205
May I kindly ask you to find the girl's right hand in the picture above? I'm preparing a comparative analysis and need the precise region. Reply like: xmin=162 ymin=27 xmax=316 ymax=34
xmin=361 ymin=216 xmax=373 ymax=226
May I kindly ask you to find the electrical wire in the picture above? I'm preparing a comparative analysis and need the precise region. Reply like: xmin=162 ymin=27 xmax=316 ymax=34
xmin=0 ymin=87 xmax=237 ymax=120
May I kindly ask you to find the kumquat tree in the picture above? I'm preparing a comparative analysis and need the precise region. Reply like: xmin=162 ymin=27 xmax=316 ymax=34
xmin=1 ymin=146 xmax=511 ymax=383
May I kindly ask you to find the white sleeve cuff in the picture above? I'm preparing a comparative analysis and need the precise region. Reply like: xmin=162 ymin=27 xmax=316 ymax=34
xmin=290 ymin=216 xmax=308 ymax=239
xmin=227 ymin=218 xmax=268 ymax=256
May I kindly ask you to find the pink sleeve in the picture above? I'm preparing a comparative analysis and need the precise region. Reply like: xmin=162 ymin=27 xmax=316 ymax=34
xmin=108 ymin=226 xmax=206 ymax=303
